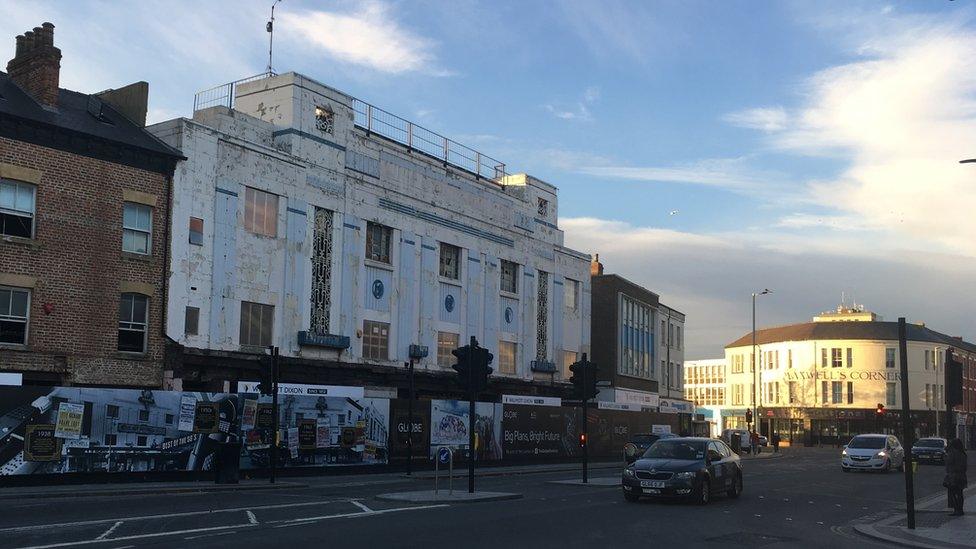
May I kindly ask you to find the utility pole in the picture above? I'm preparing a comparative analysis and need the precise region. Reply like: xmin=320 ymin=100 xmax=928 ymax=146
xmin=751 ymin=289 xmax=771 ymax=436
xmin=406 ymin=360 xmax=415 ymax=476
xmin=898 ymin=318 xmax=916 ymax=530
xmin=266 ymin=0 xmax=282 ymax=74
xmin=268 ymin=345 xmax=280 ymax=484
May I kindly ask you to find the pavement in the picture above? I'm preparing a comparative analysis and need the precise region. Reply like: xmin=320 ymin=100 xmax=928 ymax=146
xmin=0 ymin=480 xmax=308 ymax=500
xmin=854 ymin=484 xmax=976 ymax=548
xmin=0 ymin=446 xmax=958 ymax=549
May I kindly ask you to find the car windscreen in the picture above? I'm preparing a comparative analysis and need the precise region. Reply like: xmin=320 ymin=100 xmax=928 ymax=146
xmin=632 ymin=435 xmax=656 ymax=444
xmin=914 ymin=439 xmax=944 ymax=448
xmin=643 ymin=440 xmax=705 ymax=460
xmin=847 ymin=437 xmax=885 ymax=449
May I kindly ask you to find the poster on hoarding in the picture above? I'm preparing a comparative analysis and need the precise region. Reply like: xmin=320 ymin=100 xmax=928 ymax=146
xmin=256 ymin=404 xmax=274 ymax=429
xmin=502 ymin=404 xmax=566 ymax=459
xmin=430 ymin=400 xmax=502 ymax=460
xmin=288 ymin=427 xmax=299 ymax=458
xmin=316 ymin=418 xmax=330 ymax=448
xmin=298 ymin=419 xmax=317 ymax=450
xmin=193 ymin=401 xmax=218 ymax=433
xmin=178 ymin=395 xmax=196 ymax=432
xmin=241 ymin=399 xmax=257 ymax=431
xmin=54 ymin=402 xmax=84 ymax=440
xmin=24 ymin=424 xmax=59 ymax=461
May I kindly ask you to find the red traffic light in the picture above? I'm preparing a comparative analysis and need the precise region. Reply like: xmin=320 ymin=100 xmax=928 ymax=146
xmin=579 ymin=433 xmax=587 ymax=447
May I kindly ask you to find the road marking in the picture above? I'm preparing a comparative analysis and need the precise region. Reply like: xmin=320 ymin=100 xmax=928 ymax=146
xmin=272 ymin=504 xmax=449 ymax=527
xmin=246 ymin=511 xmax=258 ymax=525
xmin=16 ymin=523 xmax=256 ymax=549
xmin=350 ymin=501 xmax=373 ymax=513
xmin=0 ymin=499 xmax=347 ymax=533
xmin=94 ymin=522 xmax=122 ymax=541
xmin=184 ymin=531 xmax=236 ymax=540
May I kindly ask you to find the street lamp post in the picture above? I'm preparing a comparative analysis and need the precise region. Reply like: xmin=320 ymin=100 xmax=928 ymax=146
xmin=752 ymin=289 xmax=772 ymax=438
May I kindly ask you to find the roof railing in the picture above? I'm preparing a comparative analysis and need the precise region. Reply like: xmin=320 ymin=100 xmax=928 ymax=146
xmin=351 ymin=98 xmax=507 ymax=181
xmin=192 ymin=72 xmax=277 ymax=112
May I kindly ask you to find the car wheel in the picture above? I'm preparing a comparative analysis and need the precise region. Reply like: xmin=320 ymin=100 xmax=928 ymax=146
xmin=624 ymin=492 xmax=641 ymax=503
xmin=696 ymin=479 xmax=710 ymax=505
xmin=727 ymin=473 xmax=742 ymax=498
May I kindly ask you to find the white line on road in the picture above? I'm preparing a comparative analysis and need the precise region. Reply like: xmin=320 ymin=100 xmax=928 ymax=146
xmin=16 ymin=523 xmax=256 ymax=549
xmin=94 ymin=522 xmax=122 ymax=541
xmin=0 ymin=499 xmax=346 ymax=533
xmin=184 ymin=531 xmax=237 ymax=540
xmin=246 ymin=511 xmax=258 ymax=525
xmin=350 ymin=501 xmax=373 ymax=513
xmin=271 ymin=504 xmax=448 ymax=528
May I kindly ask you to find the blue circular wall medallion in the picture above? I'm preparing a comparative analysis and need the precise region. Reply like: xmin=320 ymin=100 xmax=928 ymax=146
xmin=372 ymin=279 xmax=384 ymax=299
xmin=504 ymin=307 xmax=514 ymax=324
xmin=445 ymin=294 xmax=455 ymax=312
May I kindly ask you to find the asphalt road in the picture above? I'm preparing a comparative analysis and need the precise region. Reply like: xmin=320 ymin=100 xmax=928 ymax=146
xmin=0 ymin=447 xmax=964 ymax=549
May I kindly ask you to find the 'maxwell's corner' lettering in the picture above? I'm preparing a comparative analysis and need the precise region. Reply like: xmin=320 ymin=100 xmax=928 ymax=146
xmin=782 ymin=370 xmax=901 ymax=382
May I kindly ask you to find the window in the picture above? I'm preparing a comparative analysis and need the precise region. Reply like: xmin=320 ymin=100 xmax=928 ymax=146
xmin=732 ymin=384 xmax=743 ymax=405
xmin=188 ymin=217 xmax=204 ymax=245
xmin=564 ymin=279 xmax=578 ymax=311
xmin=846 ymin=348 xmax=853 ymax=368
xmin=731 ymin=355 xmax=743 ymax=374
xmin=184 ymin=306 xmax=200 ymax=336
xmin=138 ymin=409 xmax=150 ymax=422
xmin=676 ymin=326 xmax=682 ymax=349
xmin=498 ymin=341 xmax=517 ymax=374
xmin=165 ymin=414 xmax=174 ymax=425
xmin=437 ymin=331 xmax=459 ymax=367
xmin=0 ymin=179 xmax=35 ymax=238
xmin=439 ymin=243 xmax=460 ymax=280
xmin=847 ymin=381 xmax=854 ymax=404
xmin=788 ymin=349 xmax=793 ymax=369
xmin=118 ymin=293 xmax=148 ymax=352
xmin=789 ymin=381 xmax=797 ymax=404
xmin=106 ymin=405 xmax=119 ymax=419
xmin=243 ymin=187 xmax=278 ymax=237
xmin=886 ymin=348 xmax=896 ymax=369
xmin=122 ymin=202 xmax=152 ymax=254
xmin=104 ymin=434 xmax=117 ymax=446
xmin=365 ymin=222 xmax=392 ymax=264
xmin=925 ymin=383 xmax=931 ymax=407
xmin=239 ymin=301 xmax=274 ymax=347
xmin=136 ymin=435 xmax=147 ymax=447
xmin=886 ymin=382 xmax=897 ymax=406
xmin=537 ymin=197 xmax=549 ymax=217
xmin=831 ymin=381 xmax=842 ymax=404
xmin=821 ymin=348 xmax=827 ymax=368
xmin=822 ymin=381 xmax=829 ymax=404
xmin=500 ymin=260 xmax=518 ymax=294
xmin=924 ymin=350 xmax=931 ymax=370
xmin=0 ymin=286 xmax=29 ymax=345
xmin=831 ymin=348 xmax=843 ymax=368
xmin=362 ymin=320 xmax=389 ymax=360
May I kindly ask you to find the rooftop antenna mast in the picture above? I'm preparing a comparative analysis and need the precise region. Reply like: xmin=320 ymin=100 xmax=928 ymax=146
xmin=267 ymin=0 xmax=283 ymax=74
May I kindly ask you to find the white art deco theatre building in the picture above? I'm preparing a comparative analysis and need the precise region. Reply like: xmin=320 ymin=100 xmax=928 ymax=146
xmin=721 ymin=307 xmax=976 ymax=446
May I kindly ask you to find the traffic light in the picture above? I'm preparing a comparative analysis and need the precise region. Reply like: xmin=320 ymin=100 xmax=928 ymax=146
xmin=876 ymin=403 xmax=886 ymax=416
xmin=745 ymin=409 xmax=753 ymax=425
xmin=578 ymin=433 xmax=587 ymax=448
xmin=946 ymin=349 xmax=964 ymax=407
xmin=569 ymin=353 xmax=599 ymax=401
xmin=257 ymin=351 xmax=276 ymax=396
xmin=452 ymin=337 xmax=493 ymax=394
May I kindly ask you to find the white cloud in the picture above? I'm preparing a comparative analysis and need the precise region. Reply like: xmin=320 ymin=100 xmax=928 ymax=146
xmin=279 ymin=2 xmax=443 ymax=75
xmin=577 ymin=157 xmax=791 ymax=196
xmin=545 ymin=85 xmax=600 ymax=122
xmin=563 ymin=216 xmax=976 ymax=358
xmin=723 ymin=107 xmax=789 ymax=132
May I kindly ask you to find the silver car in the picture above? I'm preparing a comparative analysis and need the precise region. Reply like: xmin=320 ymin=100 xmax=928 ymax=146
xmin=841 ymin=434 xmax=905 ymax=473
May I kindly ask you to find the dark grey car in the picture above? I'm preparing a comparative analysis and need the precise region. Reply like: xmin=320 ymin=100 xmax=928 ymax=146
xmin=622 ymin=437 xmax=743 ymax=504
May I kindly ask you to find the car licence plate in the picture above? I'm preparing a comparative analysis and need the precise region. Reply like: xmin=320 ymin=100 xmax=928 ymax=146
xmin=640 ymin=480 xmax=665 ymax=488
xmin=642 ymin=488 xmax=661 ymax=494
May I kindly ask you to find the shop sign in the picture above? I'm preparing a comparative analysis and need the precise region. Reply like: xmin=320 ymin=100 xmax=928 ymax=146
xmin=502 ymin=395 xmax=562 ymax=407
xmin=193 ymin=401 xmax=219 ymax=434
xmin=651 ymin=424 xmax=671 ymax=435
xmin=783 ymin=370 xmax=901 ymax=382
xmin=25 ymin=424 xmax=59 ymax=462
xmin=597 ymin=401 xmax=642 ymax=412
xmin=614 ymin=388 xmax=659 ymax=408
xmin=54 ymin=402 xmax=84 ymax=440
xmin=659 ymin=398 xmax=694 ymax=414
xmin=237 ymin=381 xmax=364 ymax=399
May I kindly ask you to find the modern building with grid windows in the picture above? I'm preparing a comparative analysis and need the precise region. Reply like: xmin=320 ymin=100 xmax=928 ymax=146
xmin=150 ymin=71 xmax=591 ymax=400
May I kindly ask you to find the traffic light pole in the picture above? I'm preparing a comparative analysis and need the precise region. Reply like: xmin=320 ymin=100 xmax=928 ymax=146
xmin=468 ymin=338 xmax=476 ymax=494
xmin=406 ymin=360 xmax=415 ymax=476
xmin=898 ymin=318 xmax=915 ymax=529
xmin=269 ymin=345 xmax=279 ymax=485
xmin=582 ymin=362 xmax=589 ymax=484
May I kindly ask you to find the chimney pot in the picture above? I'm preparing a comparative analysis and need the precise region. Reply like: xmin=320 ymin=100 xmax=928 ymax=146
xmin=31 ymin=28 xmax=42 ymax=48
xmin=14 ymin=35 xmax=25 ymax=57
xmin=7 ymin=22 xmax=62 ymax=107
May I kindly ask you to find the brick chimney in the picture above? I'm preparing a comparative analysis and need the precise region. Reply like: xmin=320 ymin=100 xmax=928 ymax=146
xmin=7 ymin=22 xmax=62 ymax=108
xmin=590 ymin=253 xmax=604 ymax=276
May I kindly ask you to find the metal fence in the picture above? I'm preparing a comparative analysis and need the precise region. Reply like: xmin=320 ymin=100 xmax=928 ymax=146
xmin=352 ymin=99 xmax=507 ymax=180
xmin=192 ymin=72 xmax=277 ymax=112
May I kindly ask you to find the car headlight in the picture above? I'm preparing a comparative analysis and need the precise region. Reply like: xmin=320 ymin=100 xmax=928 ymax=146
xmin=876 ymin=451 xmax=886 ymax=458
xmin=675 ymin=471 xmax=696 ymax=480
xmin=842 ymin=449 xmax=847 ymax=456
xmin=623 ymin=468 xmax=636 ymax=478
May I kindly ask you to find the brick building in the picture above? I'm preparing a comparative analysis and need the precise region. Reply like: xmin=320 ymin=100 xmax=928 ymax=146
xmin=0 ymin=23 xmax=181 ymax=386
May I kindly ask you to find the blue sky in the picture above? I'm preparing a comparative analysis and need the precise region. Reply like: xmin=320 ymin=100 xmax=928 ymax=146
xmin=3 ymin=0 xmax=975 ymax=358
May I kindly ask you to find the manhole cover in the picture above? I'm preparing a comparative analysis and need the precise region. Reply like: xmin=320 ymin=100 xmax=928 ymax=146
xmin=706 ymin=532 xmax=798 ymax=546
